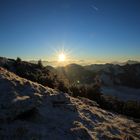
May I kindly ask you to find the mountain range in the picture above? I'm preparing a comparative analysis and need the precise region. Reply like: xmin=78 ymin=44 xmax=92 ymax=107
xmin=29 ymin=60 xmax=140 ymax=67
xmin=1 ymin=57 xmax=140 ymax=101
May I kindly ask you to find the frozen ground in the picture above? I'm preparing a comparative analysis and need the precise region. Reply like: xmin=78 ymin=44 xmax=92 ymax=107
xmin=0 ymin=67 xmax=140 ymax=140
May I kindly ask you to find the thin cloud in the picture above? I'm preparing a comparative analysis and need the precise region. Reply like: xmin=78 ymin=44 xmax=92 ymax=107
xmin=91 ymin=4 xmax=99 ymax=11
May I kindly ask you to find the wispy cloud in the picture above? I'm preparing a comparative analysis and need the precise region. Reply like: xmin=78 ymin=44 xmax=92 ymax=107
xmin=91 ymin=4 xmax=99 ymax=11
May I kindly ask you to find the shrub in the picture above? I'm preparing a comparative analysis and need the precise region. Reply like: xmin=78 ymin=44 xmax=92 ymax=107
xmin=69 ymin=84 xmax=101 ymax=103
xmin=123 ymin=101 xmax=140 ymax=118
xmin=37 ymin=59 xmax=43 ymax=68
xmin=16 ymin=57 xmax=22 ymax=64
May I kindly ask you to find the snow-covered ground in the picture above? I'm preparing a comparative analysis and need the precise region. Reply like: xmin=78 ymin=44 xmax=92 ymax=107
xmin=0 ymin=67 xmax=140 ymax=140
xmin=101 ymin=86 xmax=140 ymax=101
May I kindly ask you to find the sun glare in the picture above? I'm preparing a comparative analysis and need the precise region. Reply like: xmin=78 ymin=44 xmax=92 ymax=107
xmin=54 ymin=47 xmax=72 ymax=65
xmin=58 ymin=53 xmax=66 ymax=62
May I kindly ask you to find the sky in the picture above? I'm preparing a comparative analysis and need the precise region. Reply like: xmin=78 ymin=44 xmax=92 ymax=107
xmin=0 ymin=0 xmax=140 ymax=64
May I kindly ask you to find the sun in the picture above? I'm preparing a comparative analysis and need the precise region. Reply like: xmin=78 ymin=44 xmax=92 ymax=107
xmin=58 ymin=53 xmax=66 ymax=62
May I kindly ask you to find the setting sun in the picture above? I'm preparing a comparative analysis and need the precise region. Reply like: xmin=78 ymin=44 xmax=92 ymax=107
xmin=58 ymin=53 xmax=66 ymax=62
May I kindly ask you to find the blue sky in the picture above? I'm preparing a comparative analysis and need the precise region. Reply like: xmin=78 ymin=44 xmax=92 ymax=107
xmin=0 ymin=0 xmax=140 ymax=63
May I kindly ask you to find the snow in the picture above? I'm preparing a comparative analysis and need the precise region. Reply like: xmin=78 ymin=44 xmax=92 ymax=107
xmin=0 ymin=67 xmax=140 ymax=140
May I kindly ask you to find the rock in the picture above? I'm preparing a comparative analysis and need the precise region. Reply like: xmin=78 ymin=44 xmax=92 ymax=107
xmin=71 ymin=127 xmax=93 ymax=140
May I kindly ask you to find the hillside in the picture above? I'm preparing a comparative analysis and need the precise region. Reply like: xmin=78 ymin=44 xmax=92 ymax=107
xmin=1 ymin=57 xmax=140 ymax=102
xmin=57 ymin=64 xmax=96 ymax=85
xmin=0 ymin=57 xmax=66 ymax=92
xmin=85 ymin=63 xmax=140 ymax=101
xmin=56 ymin=63 xmax=140 ymax=88
xmin=57 ymin=63 xmax=140 ymax=101
xmin=0 ymin=67 xmax=140 ymax=140
xmin=1 ymin=57 xmax=140 ymax=89
xmin=85 ymin=63 xmax=140 ymax=88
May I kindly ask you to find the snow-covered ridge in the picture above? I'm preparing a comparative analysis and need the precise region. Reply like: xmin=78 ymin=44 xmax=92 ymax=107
xmin=0 ymin=67 xmax=140 ymax=140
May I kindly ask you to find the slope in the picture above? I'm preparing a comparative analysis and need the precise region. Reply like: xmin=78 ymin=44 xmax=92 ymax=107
xmin=0 ymin=67 xmax=140 ymax=140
